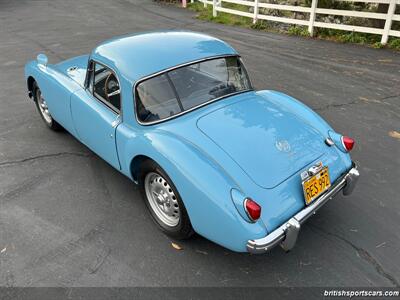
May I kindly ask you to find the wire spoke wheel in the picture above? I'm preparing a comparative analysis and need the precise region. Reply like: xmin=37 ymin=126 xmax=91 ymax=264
xmin=144 ymin=172 xmax=180 ymax=227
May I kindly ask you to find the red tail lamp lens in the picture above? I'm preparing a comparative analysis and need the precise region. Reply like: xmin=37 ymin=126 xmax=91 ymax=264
xmin=244 ymin=198 xmax=261 ymax=222
xmin=342 ymin=136 xmax=355 ymax=152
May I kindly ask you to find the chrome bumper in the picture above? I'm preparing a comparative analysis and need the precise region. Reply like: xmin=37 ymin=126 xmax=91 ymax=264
xmin=246 ymin=164 xmax=359 ymax=254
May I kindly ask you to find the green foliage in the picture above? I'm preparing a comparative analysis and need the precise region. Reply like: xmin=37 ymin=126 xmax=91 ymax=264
xmin=188 ymin=2 xmax=252 ymax=26
xmin=187 ymin=2 xmax=212 ymax=17
xmin=388 ymin=38 xmax=400 ymax=49
xmin=225 ymin=2 xmax=249 ymax=12
xmin=187 ymin=2 xmax=206 ymax=12
xmin=372 ymin=42 xmax=384 ymax=49
xmin=337 ymin=32 xmax=369 ymax=44
xmin=317 ymin=29 xmax=400 ymax=50
xmin=187 ymin=2 xmax=400 ymax=50
xmin=214 ymin=12 xmax=251 ymax=26
xmin=317 ymin=28 xmax=378 ymax=44
xmin=287 ymin=26 xmax=310 ymax=37
xmin=250 ymin=20 xmax=271 ymax=30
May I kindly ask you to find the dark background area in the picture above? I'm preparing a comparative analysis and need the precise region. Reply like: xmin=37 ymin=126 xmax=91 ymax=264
xmin=0 ymin=0 xmax=399 ymax=287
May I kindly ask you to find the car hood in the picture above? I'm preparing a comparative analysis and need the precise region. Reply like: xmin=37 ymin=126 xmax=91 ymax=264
xmin=196 ymin=91 xmax=326 ymax=189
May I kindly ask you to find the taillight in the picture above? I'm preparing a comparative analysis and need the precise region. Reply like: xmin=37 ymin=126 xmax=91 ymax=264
xmin=341 ymin=136 xmax=355 ymax=152
xmin=244 ymin=198 xmax=261 ymax=222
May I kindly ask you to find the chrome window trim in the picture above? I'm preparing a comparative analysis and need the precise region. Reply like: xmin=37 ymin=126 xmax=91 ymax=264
xmin=86 ymin=59 xmax=123 ymax=117
xmin=84 ymin=57 xmax=91 ymax=89
xmin=132 ymin=54 xmax=253 ymax=126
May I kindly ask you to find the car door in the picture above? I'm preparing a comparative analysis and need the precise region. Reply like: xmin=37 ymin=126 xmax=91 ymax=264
xmin=70 ymin=60 xmax=121 ymax=170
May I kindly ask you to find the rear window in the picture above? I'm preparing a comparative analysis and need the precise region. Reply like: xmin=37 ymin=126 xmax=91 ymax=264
xmin=136 ymin=74 xmax=182 ymax=123
xmin=135 ymin=56 xmax=251 ymax=124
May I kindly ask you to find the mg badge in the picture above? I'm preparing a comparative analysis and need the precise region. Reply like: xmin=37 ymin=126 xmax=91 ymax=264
xmin=276 ymin=140 xmax=291 ymax=152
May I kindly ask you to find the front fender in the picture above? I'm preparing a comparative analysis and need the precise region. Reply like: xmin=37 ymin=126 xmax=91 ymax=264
xmin=116 ymin=125 xmax=267 ymax=252
xmin=25 ymin=60 xmax=47 ymax=96
xmin=24 ymin=59 xmax=81 ymax=136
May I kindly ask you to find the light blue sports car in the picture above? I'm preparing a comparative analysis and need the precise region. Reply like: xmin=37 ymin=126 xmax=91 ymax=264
xmin=25 ymin=31 xmax=359 ymax=253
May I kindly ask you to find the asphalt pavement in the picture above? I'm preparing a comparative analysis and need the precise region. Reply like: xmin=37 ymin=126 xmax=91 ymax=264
xmin=0 ymin=0 xmax=399 ymax=288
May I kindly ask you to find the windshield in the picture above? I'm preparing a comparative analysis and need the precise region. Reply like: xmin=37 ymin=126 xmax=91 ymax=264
xmin=135 ymin=56 xmax=251 ymax=124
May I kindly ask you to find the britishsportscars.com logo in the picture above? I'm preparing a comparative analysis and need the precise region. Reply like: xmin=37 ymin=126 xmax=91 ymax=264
xmin=324 ymin=289 xmax=399 ymax=298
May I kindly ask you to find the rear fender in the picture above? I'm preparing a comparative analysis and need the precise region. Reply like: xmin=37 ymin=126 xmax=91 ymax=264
xmin=259 ymin=90 xmax=352 ymax=168
xmin=116 ymin=125 xmax=267 ymax=252
xmin=258 ymin=90 xmax=332 ymax=134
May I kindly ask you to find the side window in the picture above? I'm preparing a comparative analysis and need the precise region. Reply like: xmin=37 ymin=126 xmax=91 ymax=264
xmin=92 ymin=62 xmax=121 ymax=112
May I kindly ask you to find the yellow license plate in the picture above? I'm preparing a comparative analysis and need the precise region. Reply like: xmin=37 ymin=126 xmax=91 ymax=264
xmin=302 ymin=167 xmax=331 ymax=205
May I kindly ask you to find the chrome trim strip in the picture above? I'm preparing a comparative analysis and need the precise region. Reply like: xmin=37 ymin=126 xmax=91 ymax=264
xmin=341 ymin=136 xmax=348 ymax=152
xmin=132 ymin=54 xmax=254 ymax=126
xmin=247 ymin=164 xmax=359 ymax=254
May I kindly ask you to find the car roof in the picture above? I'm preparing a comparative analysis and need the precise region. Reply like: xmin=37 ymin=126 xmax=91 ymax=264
xmin=91 ymin=31 xmax=237 ymax=84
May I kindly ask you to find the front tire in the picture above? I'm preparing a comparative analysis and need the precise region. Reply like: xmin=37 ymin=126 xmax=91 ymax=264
xmin=32 ymin=82 xmax=63 ymax=131
xmin=139 ymin=160 xmax=194 ymax=240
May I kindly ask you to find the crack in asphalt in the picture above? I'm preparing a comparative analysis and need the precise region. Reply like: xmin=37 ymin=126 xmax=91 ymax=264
xmin=314 ymin=99 xmax=361 ymax=111
xmin=314 ymin=94 xmax=400 ymax=111
xmin=380 ymin=94 xmax=400 ymax=101
xmin=29 ymin=225 xmax=106 ymax=269
xmin=0 ymin=174 xmax=49 ymax=202
xmin=309 ymin=224 xmax=400 ymax=287
xmin=0 ymin=152 xmax=92 ymax=167
xmin=88 ymin=248 xmax=111 ymax=274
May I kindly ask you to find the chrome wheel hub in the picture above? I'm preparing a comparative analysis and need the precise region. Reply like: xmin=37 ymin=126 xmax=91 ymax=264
xmin=144 ymin=172 xmax=180 ymax=227
xmin=36 ymin=89 xmax=52 ymax=124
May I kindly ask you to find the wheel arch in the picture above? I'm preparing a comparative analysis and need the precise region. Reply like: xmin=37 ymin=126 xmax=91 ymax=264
xmin=27 ymin=76 xmax=36 ymax=99
xmin=122 ymin=132 xmax=267 ymax=251
xmin=130 ymin=154 xmax=154 ymax=183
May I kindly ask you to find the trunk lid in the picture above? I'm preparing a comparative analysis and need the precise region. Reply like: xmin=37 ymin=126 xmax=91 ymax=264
xmin=197 ymin=92 xmax=326 ymax=189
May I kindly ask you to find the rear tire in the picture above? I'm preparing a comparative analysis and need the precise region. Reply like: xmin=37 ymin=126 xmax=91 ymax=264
xmin=139 ymin=160 xmax=194 ymax=240
xmin=32 ymin=82 xmax=63 ymax=131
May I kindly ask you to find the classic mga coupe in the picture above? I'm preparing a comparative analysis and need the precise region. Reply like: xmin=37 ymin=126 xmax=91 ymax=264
xmin=25 ymin=31 xmax=359 ymax=253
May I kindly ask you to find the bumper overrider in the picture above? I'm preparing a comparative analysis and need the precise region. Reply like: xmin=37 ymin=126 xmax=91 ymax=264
xmin=246 ymin=163 xmax=359 ymax=254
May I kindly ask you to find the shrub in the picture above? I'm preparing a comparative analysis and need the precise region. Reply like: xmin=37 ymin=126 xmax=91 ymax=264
xmin=388 ymin=38 xmax=400 ymax=49
xmin=250 ymin=20 xmax=271 ymax=30
xmin=186 ymin=1 xmax=399 ymax=50
xmin=287 ymin=25 xmax=310 ymax=37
